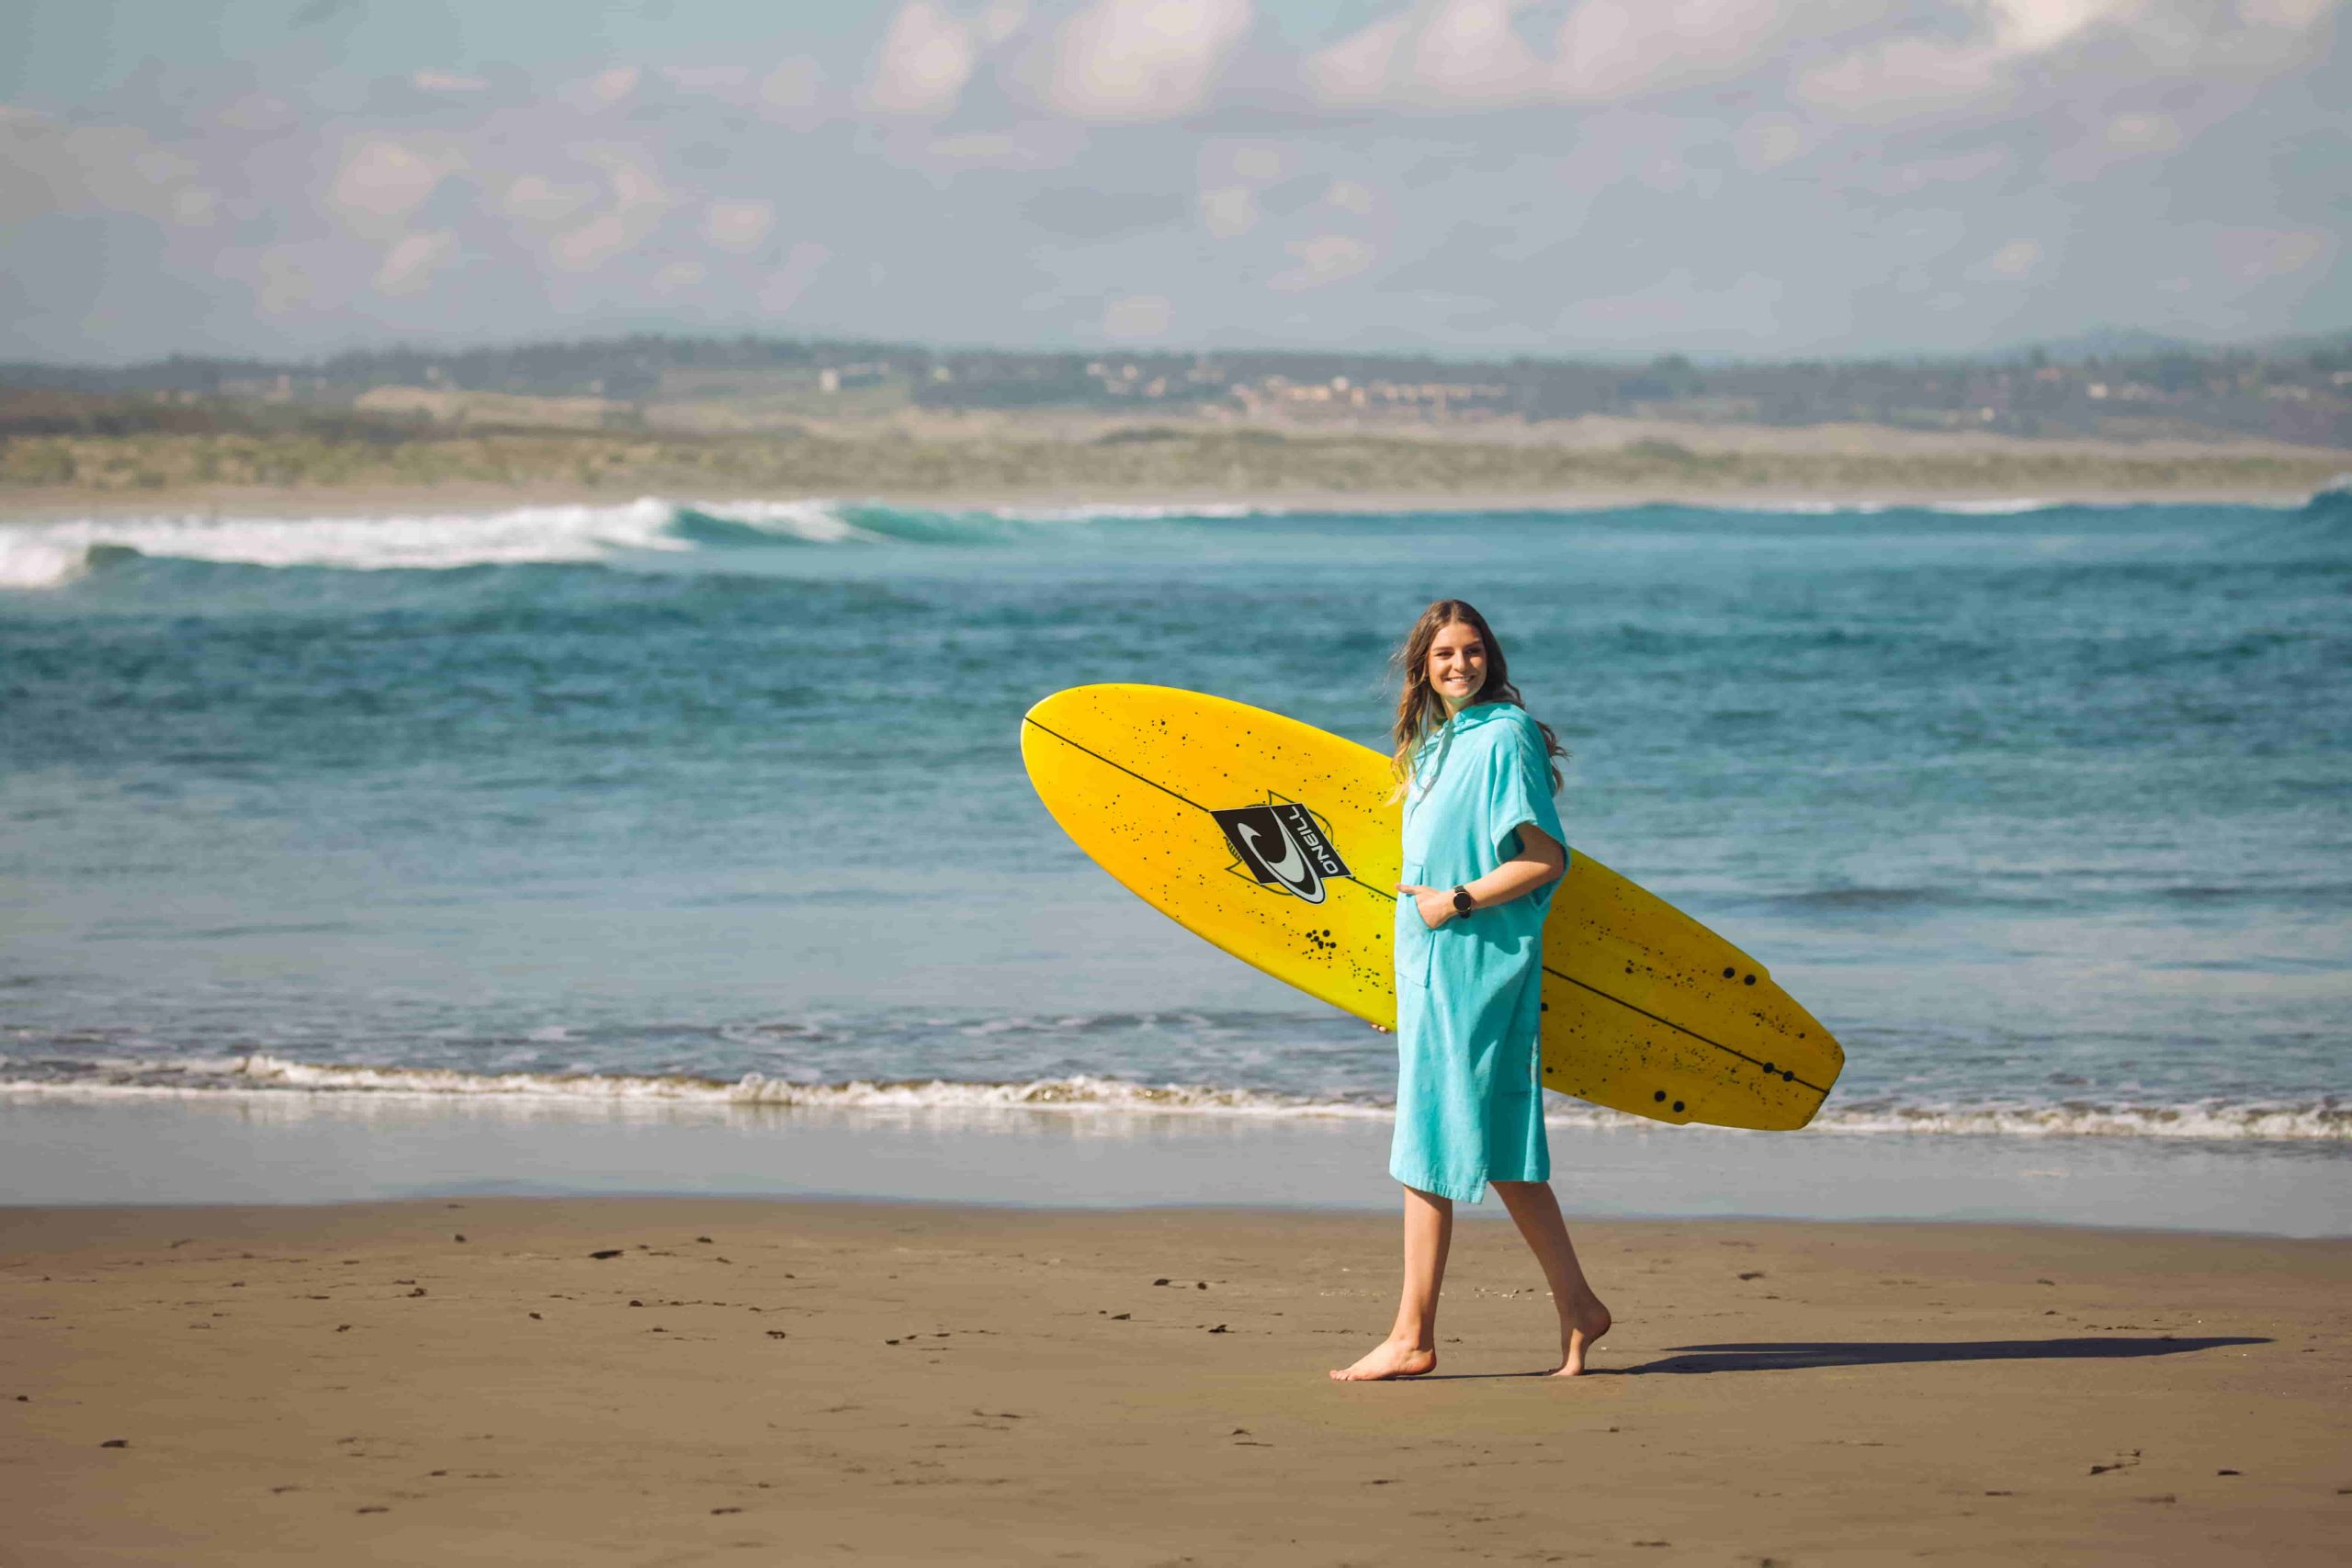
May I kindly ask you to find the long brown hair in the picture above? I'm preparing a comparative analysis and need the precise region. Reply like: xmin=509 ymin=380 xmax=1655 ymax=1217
xmin=1387 ymin=599 xmax=1566 ymax=799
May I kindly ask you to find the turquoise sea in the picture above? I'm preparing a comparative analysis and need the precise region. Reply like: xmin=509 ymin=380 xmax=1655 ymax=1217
xmin=3 ymin=490 xmax=2347 ymax=1225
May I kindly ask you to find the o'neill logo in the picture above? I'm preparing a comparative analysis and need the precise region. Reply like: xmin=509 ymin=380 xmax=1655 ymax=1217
xmin=1211 ymin=800 xmax=1352 ymax=904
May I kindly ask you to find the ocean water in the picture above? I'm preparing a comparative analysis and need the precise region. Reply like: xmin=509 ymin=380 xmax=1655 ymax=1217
xmin=3 ymin=489 xmax=2349 ymax=1176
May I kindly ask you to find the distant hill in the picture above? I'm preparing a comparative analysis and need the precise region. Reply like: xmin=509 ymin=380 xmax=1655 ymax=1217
xmin=2003 ymin=327 xmax=2204 ymax=364
xmin=4 ymin=330 xmax=2348 ymax=446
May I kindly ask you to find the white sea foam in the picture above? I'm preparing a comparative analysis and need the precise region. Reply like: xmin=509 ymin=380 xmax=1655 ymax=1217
xmin=985 ymin=502 xmax=1264 ymax=522
xmin=1804 ymin=1102 xmax=2349 ymax=1142
xmin=0 ymin=498 xmax=694 ymax=587
xmin=0 ymin=496 xmax=1014 ymax=589
xmin=0 ymin=535 xmax=99 ymax=589
xmin=0 ymin=496 xmax=1240 ymax=589
xmin=0 ymin=1055 xmax=2342 ymax=1142
xmin=1715 ymin=498 xmax=2071 ymax=516
xmin=17 ymin=491 xmax=2274 ymax=592
xmin=1927 ymin=498 xmax=2060 ymax=515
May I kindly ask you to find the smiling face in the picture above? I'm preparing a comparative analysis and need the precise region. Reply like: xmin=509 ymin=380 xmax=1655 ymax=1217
xmin=1424 ymin=619 xmax=1487 ymax=713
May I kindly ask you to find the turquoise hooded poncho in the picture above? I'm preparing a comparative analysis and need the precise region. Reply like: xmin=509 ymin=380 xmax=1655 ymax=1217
xmin=1390 ymin=700 xmax=1565 ymax=1203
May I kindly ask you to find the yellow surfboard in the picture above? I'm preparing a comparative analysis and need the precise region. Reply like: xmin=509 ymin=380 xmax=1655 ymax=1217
xmin=1020 ymin=684 xmax=1843 ymax=1131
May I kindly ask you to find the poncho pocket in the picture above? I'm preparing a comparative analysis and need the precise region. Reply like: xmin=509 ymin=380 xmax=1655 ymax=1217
xmin=1394 ymin=860 xmax=1433 ymax=989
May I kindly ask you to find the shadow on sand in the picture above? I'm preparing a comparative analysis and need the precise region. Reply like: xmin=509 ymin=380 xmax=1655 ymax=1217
xmin=1623 ymin=1336 xmax=2268 ymax=1375
xmin=1397 ymin=1335 xmax=2269 ymax=1382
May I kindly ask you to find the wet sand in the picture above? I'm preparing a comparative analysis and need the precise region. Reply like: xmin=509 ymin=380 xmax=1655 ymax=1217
xmin=3 ymin=1199 xmax=2346 ymax=1564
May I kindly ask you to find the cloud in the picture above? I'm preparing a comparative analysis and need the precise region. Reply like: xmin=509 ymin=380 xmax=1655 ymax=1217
xmin=1554 ymin=266 xmax=1784 ymax=339
xmin=1736 ymin=115 xmax=1806 ymax=171
xmin=1102 ymin=292 xmax=1172 ymax=338
xmin=1978 ymin=238 xmax=2044 ymax=279
xmin=652 ymin=259 xmax=707 ymax=295
xmin=1988 ymin=0 xmax=2140 ymax=53
xmin=570 ymin=65 xmax=642 ymax=110
xmin=1023 ymin=186 xmax=1188 ymax=238
xmin=552 ymin=215 xmax=639 ymax=273
xmin=1305 ymin=12 xmax=1413 ymax=102
xmin=2105 ymin=111 xmax=2180 ymax=152
xmin=168 ymin=186 xmax=218 ymax=227
xmin=1797 ymin=0 xmax=2194 ymax=116
xmin=1411 ymin=0 xmax=1545 ymax=103
xmin=661 ymin=65 xmax=754 ymax=96
xmin=1310 ymin=0 xmax=1788 ymax=108
xmin=977 ymin=0 xmax=1032 ymax=46
xmin=1199 ymin=184 xmax=1257 ymax=237
xmin=1307 ymin=2 xmax=1527 ymax=106
xmin=548 ymin=152 xmax=670 ymax=274
xmin=0 ymin=111 xmax=210 ymax=226
xmin=1229 ymin=144 xmax=1283 ymax=180
xmin=1272 ymin=233 xmax=1376 ymax=290
xmin=1800 ymin=38 xmax=2004 ymax=112
xmin=2239 ymin=0 xmax=2335 ymax=22
xmin=758 ymin=56 xmax=828 ymax=126
xmin=2212 ymin=227 xmax=2325 ymax=279
xmin=254 ymin=249 xmax=314 ymax=316
xmin=1867 ymin=146 xmax=2010 ymax=196
xmin=703 ymin=198 xmax=775 ymax=253
xmin=375 ymin=230 xmax=457 ymax=295
xmin=3 ymin=0 xmax=2343 ymax=364
xmin=214 ymin=94 xmax=300 ymax=133
xmin=1044 ymin=0 xmax=1254 ymax=122
xmin=1553 ymin=0 xmax=1784 ymax=101
xmin=899 ymin=118 xmax=1090 ymax=178
xmin=865 ymin=3 xmax=980 ymax=116
xmin=759 ymin=240 xmax=831 ymax=313
xmin=762 ymin=57 xmax=821 ymax=104
xmin=503 ymin=174 xmax=599 ymax=226
xmin=326 ymin=139 xmax=460 ymax=240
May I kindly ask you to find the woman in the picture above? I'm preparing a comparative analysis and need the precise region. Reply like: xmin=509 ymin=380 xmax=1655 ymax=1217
xmin=1331 ymin=599 xmax=1613 ymax=1382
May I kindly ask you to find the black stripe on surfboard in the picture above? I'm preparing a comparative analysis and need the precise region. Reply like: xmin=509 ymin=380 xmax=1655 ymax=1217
xmin=1023 ymin=713 xmax=1826 ymax=1100
xmin=1538 ymin=968 xmax=1829 ymax=1098
xmin=1023 ymin=715 xmax=1217 ymax=816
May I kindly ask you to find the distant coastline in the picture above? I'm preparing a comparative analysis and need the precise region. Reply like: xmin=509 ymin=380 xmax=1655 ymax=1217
xmin=3 ymin=412 xmax=2343 ymax=521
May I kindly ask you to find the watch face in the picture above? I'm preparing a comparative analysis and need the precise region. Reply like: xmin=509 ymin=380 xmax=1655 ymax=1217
xmin=1452 ymin=887 xmax=1474 ymax=912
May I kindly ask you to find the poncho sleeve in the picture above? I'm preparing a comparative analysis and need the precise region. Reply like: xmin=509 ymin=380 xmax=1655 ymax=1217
xmin=1484 ymin=712 xmax=1563 ymax=866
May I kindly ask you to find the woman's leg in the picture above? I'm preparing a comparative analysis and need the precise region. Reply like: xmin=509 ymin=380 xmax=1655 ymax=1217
xmin=1491 ymin=1179 xmax=1612 ymax=1376
xmin=1329 ymin=1184 xmax=1453 ymax=1382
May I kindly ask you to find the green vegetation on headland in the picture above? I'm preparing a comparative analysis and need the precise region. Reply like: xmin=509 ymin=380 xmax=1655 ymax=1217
xmin=7 ymin=329 xmax=2349 ymax=505
xmin=9 ymin=327 xmax=2352 ymax=446
xmin=2 ymin=393 xmax=2342 ymax=502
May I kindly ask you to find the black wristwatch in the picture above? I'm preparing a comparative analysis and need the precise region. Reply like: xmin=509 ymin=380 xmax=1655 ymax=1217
xmin=1451 ymin=885 xmax=1476 ymax=916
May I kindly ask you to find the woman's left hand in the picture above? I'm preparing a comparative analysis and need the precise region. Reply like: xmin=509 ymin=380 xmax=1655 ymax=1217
xmin=1396 ymin=884 xmax=1453 ymax=930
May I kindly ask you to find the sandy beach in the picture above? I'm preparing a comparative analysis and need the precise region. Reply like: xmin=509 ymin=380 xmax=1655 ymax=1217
xmin=4 ymin=1198 xmax=2346 ymax=1565
xmin=2 ymin=410 xmax=2345 ymax=525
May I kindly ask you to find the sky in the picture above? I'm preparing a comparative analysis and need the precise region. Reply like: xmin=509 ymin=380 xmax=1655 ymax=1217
xmin=2 ymin=0 xmax=2346 ymax=365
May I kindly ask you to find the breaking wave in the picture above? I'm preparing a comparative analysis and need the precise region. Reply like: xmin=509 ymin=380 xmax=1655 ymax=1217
xmin=1 ymin=1054 xmax=2342 ymax=1143
xmin=14 ymin=484 xmax=2332 ymax=592
xmin=0 ymin=497 xmax=1271 ymax=590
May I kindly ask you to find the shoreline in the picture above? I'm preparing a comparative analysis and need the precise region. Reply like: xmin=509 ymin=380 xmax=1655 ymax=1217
xmin=3 ymin=1096 xmax=2339 ymax=1239
xmin=5 ymin=1196 xmax=2346 ymax=1564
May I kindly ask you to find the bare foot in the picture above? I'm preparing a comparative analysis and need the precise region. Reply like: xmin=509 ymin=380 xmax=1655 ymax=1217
xmin=1552 ymin=1297 xmax=1611 ymax=1377
xmin=1329 ymin=1337 xmax=1436 ymax=1382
